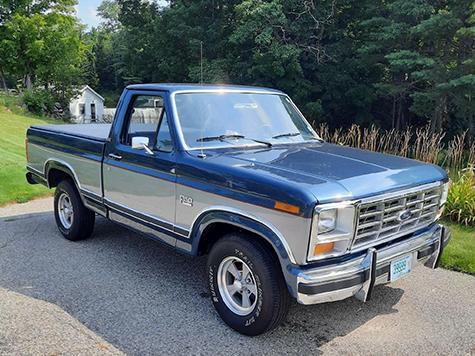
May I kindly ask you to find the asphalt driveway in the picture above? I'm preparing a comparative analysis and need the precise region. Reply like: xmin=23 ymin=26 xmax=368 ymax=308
xmin=0 ymin=198 xmax=474 ymax=355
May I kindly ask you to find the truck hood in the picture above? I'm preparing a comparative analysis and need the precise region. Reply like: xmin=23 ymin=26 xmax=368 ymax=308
xmin=217 ymin=142 xmax=447 ymax=204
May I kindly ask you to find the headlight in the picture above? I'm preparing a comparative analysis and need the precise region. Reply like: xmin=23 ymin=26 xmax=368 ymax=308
xmin=308 ymin=202 xmax=356 ymax=261
xmin=317 ymin=209 xmax=337 ymax=233
xmin=440 ymin=180 xmax=450 ymax=207
xmin=436 ymin=180 xmax=450 ymax=219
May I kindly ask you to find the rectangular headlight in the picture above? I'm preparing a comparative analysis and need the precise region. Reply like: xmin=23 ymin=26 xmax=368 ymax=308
xmin=308 ymin=202 xmax=356 ymax=261
xmin=436 ymin=180 xmax=450 ymax=219
xmin=440 ymin=180 xmax=450 ymax=207
xmin=317 ymin=209 xmax=337 ymax=233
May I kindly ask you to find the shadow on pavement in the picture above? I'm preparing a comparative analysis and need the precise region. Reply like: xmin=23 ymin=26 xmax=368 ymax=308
xmin=0 ymin=211 xmax=404 ymax=354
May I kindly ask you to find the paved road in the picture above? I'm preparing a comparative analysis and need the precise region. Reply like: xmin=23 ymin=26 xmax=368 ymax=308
xmin=0 ymin=198 xmax=474 ymax=355
xmin=0 ymin=288 xmax=123 ymax=355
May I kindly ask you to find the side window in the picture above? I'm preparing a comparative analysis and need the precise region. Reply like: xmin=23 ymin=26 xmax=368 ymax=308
xmin=123 ymin=95 xmax=164 ymax=146
xmin=156 ymin=112 xmax=173 ymax=152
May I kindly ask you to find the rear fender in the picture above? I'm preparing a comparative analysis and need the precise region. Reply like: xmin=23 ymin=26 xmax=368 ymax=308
xmin=45 ymin=159 xmax=106 ymax=215
xmin=45 ymin=160 xmax=79 ymax=189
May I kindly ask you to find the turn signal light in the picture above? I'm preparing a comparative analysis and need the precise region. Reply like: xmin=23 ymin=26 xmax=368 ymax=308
xmin=314 ymin=242 xmax=335 ymax=255
xmin=274 ymin=201 xmax=300 ymax=215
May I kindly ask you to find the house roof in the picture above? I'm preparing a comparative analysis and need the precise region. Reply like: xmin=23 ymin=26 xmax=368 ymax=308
xmin=125 ymin=83 xmax=284 ymax=94
xmin=80 ymin=85 xmax=105 ymax=101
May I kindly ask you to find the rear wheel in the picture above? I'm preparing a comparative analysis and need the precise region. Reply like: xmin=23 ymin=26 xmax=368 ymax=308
xmin=207 ymin=233 xmax=290 ymax=336
xmin=54 ymin=180 xmax=95 ymax=241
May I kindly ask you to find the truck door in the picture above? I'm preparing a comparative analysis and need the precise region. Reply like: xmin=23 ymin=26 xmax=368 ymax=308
xmin=103 ymin=91 xmax=177 ymax=243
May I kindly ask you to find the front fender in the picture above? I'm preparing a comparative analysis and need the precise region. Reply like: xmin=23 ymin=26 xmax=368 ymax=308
xmin=190 ymin=210 xmax=292 ymax=260
xmin=189 ymin=209 xmax=299 ymax=296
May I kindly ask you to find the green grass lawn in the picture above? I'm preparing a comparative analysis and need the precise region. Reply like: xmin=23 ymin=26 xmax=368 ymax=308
xmin=0 ymin=94 xmax=56 ymax=205
xmin=441 ymin=221 xmax=475 ymax=275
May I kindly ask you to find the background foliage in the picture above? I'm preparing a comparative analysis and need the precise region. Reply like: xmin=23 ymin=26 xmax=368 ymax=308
xmin=445 ymin=169 xmax=475 ymax=226
xmin=88 ymin=0 xmax=474 ymax=139
xmin=0 ymin=0 xmax=93 ymax=113
xmin=1 ymin=0 xmax=473 ymax=138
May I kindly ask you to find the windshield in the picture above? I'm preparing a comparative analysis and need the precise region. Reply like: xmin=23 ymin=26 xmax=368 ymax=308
xmin=174 ymin=92 xmax=319 ymax=149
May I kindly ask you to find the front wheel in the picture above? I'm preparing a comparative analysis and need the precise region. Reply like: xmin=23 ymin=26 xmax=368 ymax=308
xmin=54 ymin=180 xmax=95 ymax=241
xmin=207 ymin=233 xmax=290 ymax=336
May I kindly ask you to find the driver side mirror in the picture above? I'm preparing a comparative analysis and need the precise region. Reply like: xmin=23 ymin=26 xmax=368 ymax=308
xmin=131 ymin=136 xmax=154 ymax=155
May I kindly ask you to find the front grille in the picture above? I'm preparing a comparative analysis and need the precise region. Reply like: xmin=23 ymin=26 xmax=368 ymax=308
xmin=353 ymin=185 xmax=442 ymax=248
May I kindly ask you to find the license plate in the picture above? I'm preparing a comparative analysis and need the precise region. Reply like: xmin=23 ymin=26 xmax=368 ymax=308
xmin=390 ymin=254 xmax=412 ymax=281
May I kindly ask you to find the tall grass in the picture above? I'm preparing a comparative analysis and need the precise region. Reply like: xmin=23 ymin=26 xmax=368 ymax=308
xmin=445 ymin=169 xmax=475 ymax=226
xmin=316 ymin=124 xmax=473 ymax=171
xmin=316 ymin=124 xmax=475 ymax=226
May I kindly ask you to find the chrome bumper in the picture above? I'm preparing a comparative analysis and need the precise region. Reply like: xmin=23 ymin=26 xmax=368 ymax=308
xmin=294 ymin=224 xmax=450 ymax=305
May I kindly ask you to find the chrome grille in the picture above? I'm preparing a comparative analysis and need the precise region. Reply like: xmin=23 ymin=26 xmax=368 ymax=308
xmin=353 ymin=185 xmax=442 ymax=248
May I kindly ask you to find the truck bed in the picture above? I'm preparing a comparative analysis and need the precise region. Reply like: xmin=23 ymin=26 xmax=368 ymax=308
xmin=31 ymin=124 xmax=111 ymax=142
xmin=27 ymin=124 xmax=109 ymax=199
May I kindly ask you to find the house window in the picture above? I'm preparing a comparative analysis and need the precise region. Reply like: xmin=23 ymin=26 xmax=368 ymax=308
xmin=79 ymin=104 xmax=85 ymax=116
xmin=91 ymin=103 xmax=96 ymax=122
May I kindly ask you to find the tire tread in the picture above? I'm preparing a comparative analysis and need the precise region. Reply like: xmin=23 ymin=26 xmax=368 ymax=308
xmin=208 ymin=232 xmax=290 ymax=335
xmin=54 ymin=179 xmax=95 ymax=241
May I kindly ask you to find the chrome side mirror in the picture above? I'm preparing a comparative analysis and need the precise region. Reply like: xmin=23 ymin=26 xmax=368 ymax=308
xmin=131 ymin=136 xmax=154 ymax=155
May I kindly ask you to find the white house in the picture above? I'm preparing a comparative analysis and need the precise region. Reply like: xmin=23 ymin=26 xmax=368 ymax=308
xmin=69 ymin=85 xmax=105 ymax=123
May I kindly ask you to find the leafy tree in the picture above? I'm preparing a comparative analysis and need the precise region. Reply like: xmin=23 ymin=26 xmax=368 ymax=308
xmin=89 ymin=0 xmax=474 ymax=137
xmin=357 ymin=0 xmax=474 ymax=133
xmin=0 ymin=0 xmax=91 ymax=116
xmin=97 ymin=0 xmax=120 ymax=31
xmin=1 ymin=12 xmax=83 ymax=90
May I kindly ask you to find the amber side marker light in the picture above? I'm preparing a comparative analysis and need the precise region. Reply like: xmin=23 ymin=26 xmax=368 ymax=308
xmin=274 ymin=201 xmax=300 ymax=215
xmin=314 ymin=242 xmax=335 ymax=255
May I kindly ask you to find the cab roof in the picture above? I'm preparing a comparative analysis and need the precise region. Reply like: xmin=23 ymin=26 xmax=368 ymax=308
xmin=125 ymin=83 xmax=284 ymax=94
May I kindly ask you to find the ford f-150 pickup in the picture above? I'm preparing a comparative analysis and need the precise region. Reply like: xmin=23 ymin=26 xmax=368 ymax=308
xmin=25 ymin=83 xmax=451 ymax=335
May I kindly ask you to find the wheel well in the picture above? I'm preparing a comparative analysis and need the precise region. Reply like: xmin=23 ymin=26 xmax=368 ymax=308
xmin=47 ymin=168 xmax=74 ymax=188
xmin=197 ymin=222 xmax=281 ymax=263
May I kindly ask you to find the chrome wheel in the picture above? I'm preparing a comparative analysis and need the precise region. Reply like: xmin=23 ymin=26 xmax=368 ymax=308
xmin=58 ymin=192 xmax=74 ymax=229
xmin=217 ymin=256 xmax=258 ymax=316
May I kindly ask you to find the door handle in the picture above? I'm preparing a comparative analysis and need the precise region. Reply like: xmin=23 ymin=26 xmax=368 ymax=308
xmin=108 ymin=153 xmax=122 ymax=161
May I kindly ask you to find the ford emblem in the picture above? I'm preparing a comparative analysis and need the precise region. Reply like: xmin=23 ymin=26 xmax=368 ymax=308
xmin=398 ymin=209 xmax=412 ymax=222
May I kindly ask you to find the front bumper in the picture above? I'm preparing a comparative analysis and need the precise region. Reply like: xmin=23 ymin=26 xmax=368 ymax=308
xmin=293 ymin=224 xmax=450 ymax=305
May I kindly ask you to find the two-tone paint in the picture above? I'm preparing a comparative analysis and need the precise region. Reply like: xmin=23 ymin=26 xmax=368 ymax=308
xmin=26 ymin=84 xmax=449 ymax=300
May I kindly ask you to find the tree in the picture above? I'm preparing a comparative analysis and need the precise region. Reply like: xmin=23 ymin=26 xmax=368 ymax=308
xmin=90 ymin=0 xmax=474 ymax=136
xmin=0 ymin=0 xmax=89 ymax=114
xmin=1 ymin=12 xmax=83 ymax=90
xmin=97 ymin=0 xmax=120 ymax=31
xmin=357 ymin=0 xmax=475 ymax=133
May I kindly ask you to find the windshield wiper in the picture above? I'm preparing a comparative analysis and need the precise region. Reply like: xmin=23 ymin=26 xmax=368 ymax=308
xmin=272 ymin=132 xmax=324 ymax=142
xmin=196 ymin=134 xmax=244 ymax=142
xmin=197 ymin=134 xmax=272 ymax=147
xmin=272 ymin=132 xmax=301 ymax=139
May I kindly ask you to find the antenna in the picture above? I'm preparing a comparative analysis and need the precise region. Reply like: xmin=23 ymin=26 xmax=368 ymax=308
xmin=198 ymin=40 xmax=207 ymax=158
xmin=200 ymin=40 xmax=203 ymax=84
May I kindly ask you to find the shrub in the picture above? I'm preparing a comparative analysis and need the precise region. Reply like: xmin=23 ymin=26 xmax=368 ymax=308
xmin=22 ymin=88 xmax=55 ymax=115
xmin=444 ymin=168 xmax=475 ymax=226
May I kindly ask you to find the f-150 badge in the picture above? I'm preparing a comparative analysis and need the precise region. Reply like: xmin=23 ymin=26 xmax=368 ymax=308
xmin=180 ymin=195 xmax=193 ymax=207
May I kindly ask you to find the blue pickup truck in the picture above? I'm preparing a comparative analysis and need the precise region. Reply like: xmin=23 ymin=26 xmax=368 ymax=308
xmin=26 ymin=84 xmax=451 ymax=335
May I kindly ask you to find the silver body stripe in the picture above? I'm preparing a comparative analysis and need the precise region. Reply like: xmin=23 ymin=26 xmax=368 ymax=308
xmin=175 ymin=185 xmax=308 ymax=263
xmin=29 ymin=143 xmax=102 ymax=197
xmin=28 ymin=140 xmax=308 ymax=264
xmin=103 ymin=163 xmax=176 ymax=225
